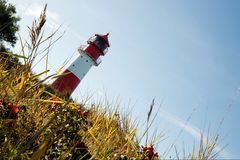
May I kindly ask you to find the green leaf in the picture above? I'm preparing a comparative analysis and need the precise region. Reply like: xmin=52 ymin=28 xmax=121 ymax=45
xmin=3 ymin=51 xmax=27 ymax=59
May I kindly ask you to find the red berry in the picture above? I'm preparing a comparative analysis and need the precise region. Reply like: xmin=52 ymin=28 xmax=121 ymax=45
xmin=12 ymin=104 xmax=19 ymax=114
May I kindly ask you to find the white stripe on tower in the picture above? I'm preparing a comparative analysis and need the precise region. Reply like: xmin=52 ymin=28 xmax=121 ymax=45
xmin=67 ymin=50 xmax=96 ymax=81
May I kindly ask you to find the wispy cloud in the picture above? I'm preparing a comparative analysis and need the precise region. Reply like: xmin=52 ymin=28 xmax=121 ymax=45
xmin=20 ymin=3 xmax=85 ymax=41
xmin=161 ymin=110 xmax=231 ymax=159
xmin=24 ymin=3 xmax=60 ymax=29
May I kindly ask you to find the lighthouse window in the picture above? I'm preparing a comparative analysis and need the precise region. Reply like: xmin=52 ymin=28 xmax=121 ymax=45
xmin=93 ymin=36 xmax=108 ymax=53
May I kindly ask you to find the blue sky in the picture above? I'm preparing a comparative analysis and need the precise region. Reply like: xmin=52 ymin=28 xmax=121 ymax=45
xmin=8 ymin=0 xmax=240 ymax=159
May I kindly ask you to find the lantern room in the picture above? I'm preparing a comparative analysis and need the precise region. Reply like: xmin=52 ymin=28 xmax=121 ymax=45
xmin=84 ymin=33 xmax=110 ymax=62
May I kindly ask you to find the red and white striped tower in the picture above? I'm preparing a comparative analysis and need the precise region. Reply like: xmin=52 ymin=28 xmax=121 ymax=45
xmin=51 ymin=33 xmax=110 ymax=96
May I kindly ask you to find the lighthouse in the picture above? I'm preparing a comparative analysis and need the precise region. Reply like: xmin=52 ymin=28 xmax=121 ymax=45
xmin=51 ymin=33 xmax=110 ymax=96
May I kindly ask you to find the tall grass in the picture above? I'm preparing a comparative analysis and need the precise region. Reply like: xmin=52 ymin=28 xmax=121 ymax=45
xmin=0 ymin=4 xmax=221 ymax=160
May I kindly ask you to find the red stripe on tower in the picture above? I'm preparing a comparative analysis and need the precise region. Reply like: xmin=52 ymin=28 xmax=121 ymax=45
xmin=51 ymin=69 xmax=80 ymax=95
